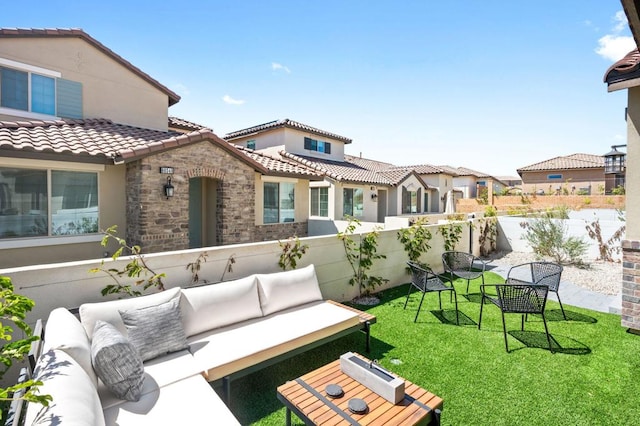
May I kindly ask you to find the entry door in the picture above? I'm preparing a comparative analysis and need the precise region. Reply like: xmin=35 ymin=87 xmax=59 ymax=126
xmin=189 ymin=178 xmax=217 ymax=248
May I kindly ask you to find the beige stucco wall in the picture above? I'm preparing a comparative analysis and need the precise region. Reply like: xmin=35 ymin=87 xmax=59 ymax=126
xmin=0 ymin=37 xmax=169 ymax=130
xmin=420 ymin=173 xmax=453 ymax=212
xmin=520 ymin=169 xmax=605 ymax=195
xmin=254 ymin=174 xmax=311 ymax=225
xmin=626 ymin=88 xmax=640 ymax=241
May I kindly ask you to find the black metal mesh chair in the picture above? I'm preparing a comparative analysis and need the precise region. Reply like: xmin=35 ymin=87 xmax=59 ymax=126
xmin=506 ymin=262 xmax=565 ymax=319
xmin=404 ymin=261 xmax=459 ymax=324
xmin=478 ymin=282 xmax=553 ymax=352
xmin=441 ymin=251 xmax=486 ymax=295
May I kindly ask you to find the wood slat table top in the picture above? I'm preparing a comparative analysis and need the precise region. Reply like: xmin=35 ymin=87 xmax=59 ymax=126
xmin=277 ymin=354 xmax=442 ymax=426
xmin=327 ymin=300 xmax=377 ymax=325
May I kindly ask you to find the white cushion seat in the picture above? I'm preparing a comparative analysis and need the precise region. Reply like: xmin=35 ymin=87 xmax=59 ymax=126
xmin=102 ymin=374 xmax=240 ymax=426
xmin=188 ymin=301 xmax=360 ymax=380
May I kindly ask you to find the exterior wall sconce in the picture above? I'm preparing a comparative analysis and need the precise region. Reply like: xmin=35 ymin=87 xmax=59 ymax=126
xmin=164 ymin=176 xmax=174 ymax=199
xmin=371 ymin=193 xmax=378 ymax=201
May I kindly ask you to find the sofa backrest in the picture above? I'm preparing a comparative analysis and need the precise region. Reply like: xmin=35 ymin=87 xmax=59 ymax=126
xmin=180 ymin=275 xmax=262 ymax=337
xmin=255 ymin=264 xmax=323 ymax=316
xmin=79 ymin=287 xmax=181 ymax=339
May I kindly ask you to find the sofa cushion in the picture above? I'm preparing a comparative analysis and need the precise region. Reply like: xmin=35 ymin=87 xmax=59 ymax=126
xmin=42 ymin=307 xmax=98 ymax=387
xmin=91 ymin=320 xmax=145 ymax=402
xmin=188 ymin=301 xmax=360 ymax=380
xmin=24 ymin=349 xmax=105 ymax=426
xmin=119 ymin=296 xmax=188 ymax=361
xmin=102 ymin=374 xmax=240 ymax=425
xmin=180 ymin=275 xmax=262 ymax=337
xmin=79 ymin=287 xmax=181 ymax=339
xmin=255 ymin=264 xmax=323 ymax=316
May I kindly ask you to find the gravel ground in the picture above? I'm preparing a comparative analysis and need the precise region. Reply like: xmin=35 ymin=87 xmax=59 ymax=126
xmin=481 ymin=251 xmax=622 ymax=295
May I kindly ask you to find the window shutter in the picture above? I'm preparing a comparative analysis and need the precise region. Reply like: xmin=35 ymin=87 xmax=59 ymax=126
xmin=402 ymin=186 xmax=408 ymax=214
xmin=304 ymin=137 xmax=312 ymax=150
xmin=325 ymin=143 xmax=331 ymax=154
xmin=56 ymin=78 xmax=83 ymax=119
xmin=417 ymin=188 xmax=421 ymax=212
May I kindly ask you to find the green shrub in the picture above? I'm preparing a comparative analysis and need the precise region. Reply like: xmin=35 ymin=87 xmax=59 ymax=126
xmin=520 ymin=216 xmax=588 ymax=266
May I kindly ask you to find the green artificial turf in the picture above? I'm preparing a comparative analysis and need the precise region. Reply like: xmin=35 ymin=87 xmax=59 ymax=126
xmin=221 ymin=272 xmax=640 ymax=425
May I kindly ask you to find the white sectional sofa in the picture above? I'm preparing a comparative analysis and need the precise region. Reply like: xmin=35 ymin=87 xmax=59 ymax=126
xmin=16 ymin=265 xmax=375 ymax=425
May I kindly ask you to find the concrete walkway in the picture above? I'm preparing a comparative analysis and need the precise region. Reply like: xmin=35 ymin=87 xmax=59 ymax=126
xmin=485 ymin=262 xmax=622 ymax=315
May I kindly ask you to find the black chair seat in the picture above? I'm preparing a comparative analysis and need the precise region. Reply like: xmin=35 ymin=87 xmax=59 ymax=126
xmin=442 ymin=251 xmax=487 ymax=295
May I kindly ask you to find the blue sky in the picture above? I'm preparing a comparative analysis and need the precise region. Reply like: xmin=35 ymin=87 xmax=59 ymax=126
xmin=2 ymin=1 xmax=636 ymax=176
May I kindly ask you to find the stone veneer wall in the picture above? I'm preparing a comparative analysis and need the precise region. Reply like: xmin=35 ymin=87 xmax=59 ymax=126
xmin=622 ymin=239 xmax=640 ymax=331
xmin=125 ymin=140 xmax=308 ymax=253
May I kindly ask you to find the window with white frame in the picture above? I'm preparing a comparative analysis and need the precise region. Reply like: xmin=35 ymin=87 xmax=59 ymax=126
xmin=1 ymin=66 xmax=55 ymax=115
xmin=402 ymin=186 xmax=421 ymax=214
xmin=0 ymin=58 xmax=83 ymax=119
xmin=263 ymin=182 xmax=295 ymax=224
xmin=0 ymin=167 xmax=98 ymax=239
xmin=343 ymin=188 xmax=363 ymax=217
xmin=310 ymin=187 xmax=328 ymax=216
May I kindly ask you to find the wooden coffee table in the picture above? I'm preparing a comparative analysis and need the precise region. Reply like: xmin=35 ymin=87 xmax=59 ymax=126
xmin=276 ymin=353 xmax=443 ymax=425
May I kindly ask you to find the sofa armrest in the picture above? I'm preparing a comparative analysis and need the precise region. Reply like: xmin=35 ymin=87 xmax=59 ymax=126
xmin=27 ymin=319 xmax=43 ymax=374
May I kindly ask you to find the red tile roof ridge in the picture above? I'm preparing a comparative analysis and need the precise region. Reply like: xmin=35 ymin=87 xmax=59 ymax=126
xmin=0 ymin=28 xmax=180 ymax=106
xmin=604 ymin=48 xmax=640 ymax=82
xmin=0 ymin=117 xmax=113 ymax=129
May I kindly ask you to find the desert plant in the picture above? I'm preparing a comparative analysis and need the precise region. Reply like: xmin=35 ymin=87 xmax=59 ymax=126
xmin=337 ymin=217 xmax=388 ymax=297
xmin=186 ymin=251 xmax=208 ymax=284
xmin=438 ymin=220 xmax=464 ymax=252
xmin=90 ymin=225 xmax=166 ymax=297
xmin=0 ymin=276 xmax=51 ymax=421
xmin=278 ymin=236 xmax=309 ymax=271
xmin=396 ymin=217 xmax=432 ymax=266
xmin=611 ymin=185 xmax=626 ymax=195
xmin=585 ymin=211 xmax=626 ymax=262
xmin=520 ymin=216 xmax=588 ymax=266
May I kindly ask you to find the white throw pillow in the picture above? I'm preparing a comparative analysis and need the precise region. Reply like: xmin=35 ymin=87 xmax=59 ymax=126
xmin=180 ymin=275 xmax=262 ymax=336
xmin=25 ymin=349 xmax=106 ymax=426
xmin=255 ymin=264 xmax=323 ymax=316
xmin=79 ymin=287 xmax=181 ymax=339
xmin=43 ymin=307 xmax=98 ymax=386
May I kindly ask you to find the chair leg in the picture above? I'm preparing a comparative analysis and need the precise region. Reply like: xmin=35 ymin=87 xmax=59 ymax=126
xmin=521 ymin=314 xmax=525 ymax=331
xmin=478 ymin=295 xmax=485 ymax=329
xmin=556 ymin=292 xmax=567 ymax=320
xmin=500 ymin=311 xmax=509 ymax=353
xmin=466 ymin=279 xmax=470 ymax=295
xmin=453 ymin=291 xmax=459 ymax=325
xmin=403 ymin=284 xmax=414 ymax=310
xmin=414 ymin=291 xmax=427 ymax=323
xmin=438 ymin=291 xmax=442 ymax=310
xmin=541 ymin=313 xmax=554 ymax=353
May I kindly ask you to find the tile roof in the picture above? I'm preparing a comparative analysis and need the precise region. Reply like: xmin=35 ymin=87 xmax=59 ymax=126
xmin=224 ymin=119 xmax=352 ymax=144
xmin=344 ymin=155 xmax=395 ymax=171
xmin=517 ymin=153 xmax=604 ymax=172
xmin=0 ymin=118 xmax=323 ymax=179
xmin=604 ymin=48 xmax=640 ymax=86
xmin=390 ymin=164 xmax=445 ymax=175
xmin=0 ymin=28 xmax=180 ymax=106
xmin=168 ymin=116 xmax=210 ymax=132
xmin=280 ymin=152 xmax=428 ymax=187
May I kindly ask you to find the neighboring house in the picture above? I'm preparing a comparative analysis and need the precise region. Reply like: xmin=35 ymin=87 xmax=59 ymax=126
xmin=225 ymin=119 xmax=436 ymax=222
xmin=604 ymin=0 xmax=640 ymax=332
xmin=516 ymin=153 xmax=605 ymax=195
xmin=437 ymin=165 xmax=508 ymax=199
xmin=0 ymin=28 xmax=322 ymax=268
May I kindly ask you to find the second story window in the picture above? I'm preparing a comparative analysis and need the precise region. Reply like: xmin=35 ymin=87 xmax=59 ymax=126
xmin=1 ymin=66 xmax=55 ymax=115
xmin=0 ymin=58 xmax=82 ymax=119
xmin=246 ymin=140 xmax=256 ymax=150
xmin=304 ymin=137 xmax=331 ymax=154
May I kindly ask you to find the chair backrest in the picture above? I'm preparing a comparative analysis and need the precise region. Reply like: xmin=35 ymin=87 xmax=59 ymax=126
xmin=531 ymin=262 xmax=563 ymax=292
xmin=442 ymin=251 xmax=474 ymax=272
xmin=495 ymin=284 xmax=549 ymax=314
xmin=407 ymin=261 xmax=438 ymax=288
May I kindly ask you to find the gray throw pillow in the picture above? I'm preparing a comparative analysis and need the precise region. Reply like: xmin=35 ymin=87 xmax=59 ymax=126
xmin=119 ymin=296 xmax=188 ymax=362
xmin=91 ymin=320 xmax=144 ymax=402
